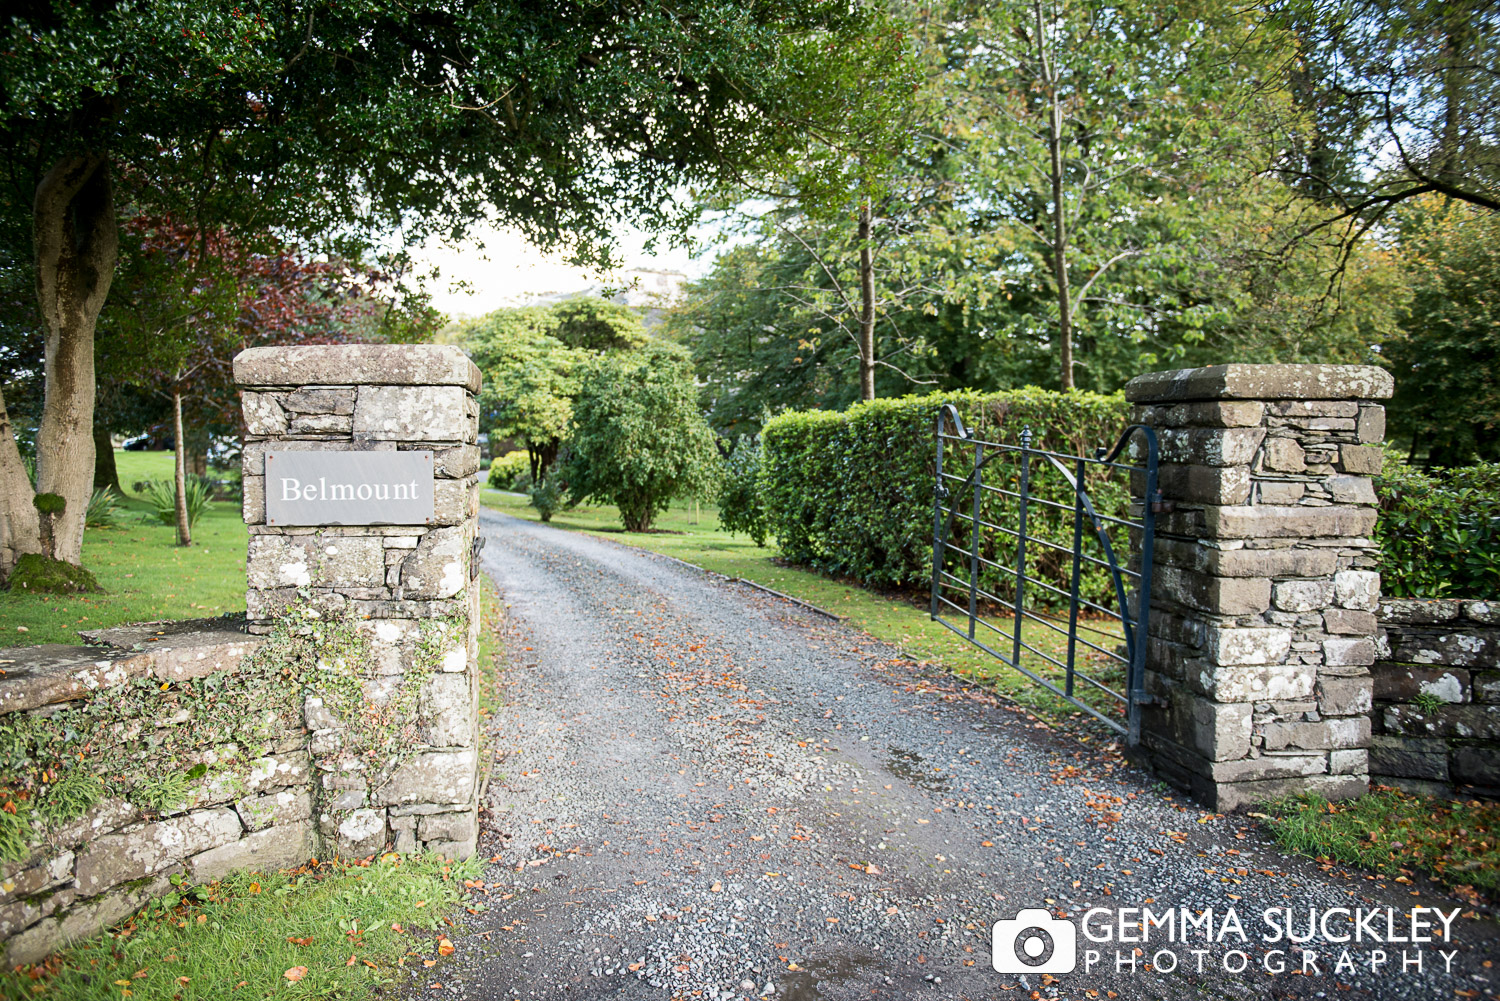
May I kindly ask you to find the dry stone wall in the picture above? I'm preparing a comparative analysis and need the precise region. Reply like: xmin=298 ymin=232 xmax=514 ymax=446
xmin=1126 ymin=364 xmax=1392 ymax=810
xmin=237 ymin=344 xmax=484 ymax=861
xmin=1371 ymin=599 xmax=1500 ymax=797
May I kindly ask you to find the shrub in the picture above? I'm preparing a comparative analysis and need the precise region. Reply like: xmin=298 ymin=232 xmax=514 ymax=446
xmin=143 ymin=476 xmax=214 ymax=529
xmin=529 ymin=475 xmax=564 ymax=522
xmin=760 ymin=388 xmax=1130 ymax=603
xmin=717 ymin=434 xmax=768 ymax=546
xmin=85 ymin=486 xmax=120 ymax=527
xmin=1376 ymin=457 xmax=1500 ymax=598
xmin=487 ymin=450 xmax=532 ymax=491
xmin=564 ymin=343 xmax=719 ymax=532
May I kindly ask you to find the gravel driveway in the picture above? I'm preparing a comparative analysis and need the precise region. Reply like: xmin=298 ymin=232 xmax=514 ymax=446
xmin=411 ymin=509 xmax=1498 ymax=1001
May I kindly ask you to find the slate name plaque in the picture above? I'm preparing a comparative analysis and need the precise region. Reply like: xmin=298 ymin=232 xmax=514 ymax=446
xmin=265 ymin=450 xmax=435 ymax=526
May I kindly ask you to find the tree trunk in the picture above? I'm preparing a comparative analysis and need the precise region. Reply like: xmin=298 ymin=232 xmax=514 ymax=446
xmin=173 ymin=388 xmax=191 ymax=546
xmin=93 ymin=424 xmax=121 ymax=492
xmin=1036 ymin=2 xmax=1075 ymax=391
xmin=32 ymin=154 xmax=118 ymax=565
xmin=0 ymin=384 xmax=42 ymax=579
xmin=857 ymin=199 xmax=876 ymax=401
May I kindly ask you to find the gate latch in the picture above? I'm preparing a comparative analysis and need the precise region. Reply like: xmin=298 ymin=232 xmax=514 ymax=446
xmin=470 ymin=534 xmax=486 ymax=580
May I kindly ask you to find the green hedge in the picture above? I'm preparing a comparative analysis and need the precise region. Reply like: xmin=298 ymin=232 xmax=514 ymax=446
xmin=1377 ymin=457 xmax=1500 ymax=598
xmin=760 ymin=389 xmax=1131 ymax=605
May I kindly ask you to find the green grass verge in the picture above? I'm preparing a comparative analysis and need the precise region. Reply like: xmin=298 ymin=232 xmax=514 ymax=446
xmin=480 ymin=489 xmax=1127 ymax=731
xmin=0 ymin=853 xmax=482 ymax=1000
xmin=1260 ymin=787 xmax=1500 ymax=900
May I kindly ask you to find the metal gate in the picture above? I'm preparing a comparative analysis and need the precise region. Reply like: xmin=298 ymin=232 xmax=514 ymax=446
xmin=929 ymin=404 xmax=1159 ymax=743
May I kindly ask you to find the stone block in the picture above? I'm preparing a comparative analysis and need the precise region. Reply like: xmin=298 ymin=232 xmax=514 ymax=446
xmin=247 ymin=535 xmax=385 ymax=589
xmin=186 ymin=820 xmax=315 ymax=883
xmin=423 ymin=672 xmax=475 ymax=748
xmin=1206 ymin=753 xmax=1327 ymax=783
xmin=432 ymin=479 xmax=477 ymax=526
xmin=1152 ymin=567 xmax=1269 ymax=615
xmin=401 ymin=525 xmax=468 ymax=600
xmin=1452 ymin=746 xmax=1500 ymax=788
xmin=243 ymin=752 xmax=312 ymax=794
xmin=1333 ymin=570 xmax=1380 ymax=611
xmin=1272 ymin=580 xmax=1331 ymax=613
xmin=4 ymin=873 xmax=174 ymax=967
xmin=241 ymin=392 xmax=287 ymax=435
xmin=235 ymin=344 xmax=481 ymax=394
xmin=1326 ymin=475 xmax=1376 ymax=505
xmin=1383 ymin=704 xmax=1500 ymax=739
xmin=243 ymin=475 xmax=265 ymax=523
xmin=1369 ymin=735 xmax=1449 ymax=781
xmin=1316 ymin=676 xmax=1372 ymax=716
xmin=1267 ymin=401 xmax=1360 ymax=418
xmin=1465 ymin=601 xmax=1500 ymax=625
xmin=374 ymin=750 xmax=477 ymax=807
xmin=1323 ymin=608 xmax=1376 ymax=635
xmin=1199 ymin=661 xmax=1313 ymax=702
xmin=284 ymin=387 xmax=356 ymax=415
xmin=1210 ymin=773 xmax=1366 ymax=813
xmin=1337 ymin=445 xmax=1383 ymax=475
xmin=336 ymin=809 xmax=387 ymax=857
xmin=1328 ymin=749 xmax=1368 ymax=775
xmin=425 ymin=836 xmax=478 ymax=861
xmin=1129 ymin=401 xmax=1265 ymax=428
xmin=418 ymin=808 xmax=477 ymax=843
xmin=288 ymin=413 xmax=352 ymax=434
xmin=1153 ymin=538 xmax=1339 ymax=579
xmin=1208 ymin=626 xmax=1292 ymax=666
xmin=242 ymin=438 xmax=397 ymax=477
xmin=430 ymin=444 xmax=482 ymax=479
xmin=235 ymin=790 xmax=313 ymax=833
xmin=1261 ymin=437 xmax=1305 ymax=473
xmin=1372 ymin=665 xmax=1469 ymax=703
xmin=1475 ymin=671 xmax=1500 ymax=703
xmin=1260 ymin=716 xmax=1370 ymax=751
xmin=74 ymin=809 xmax=243 ymax=897
xmin=1378 ymin=598 xmax=1462 ymax=625
xmin=1124 ymin=364 xmax=1394 ymax=403
xmin=1356 ymin=404 xmax=1386 ymax=443
xmin=1151 ymin=464 xmax=1251 ymax=505
xmin=1256 ymin=481 xmax=1305 ymax=504
xmin=1387 ymin=627 xmax=1499 ymax=669
xmin=353 ymin=385 xmax=469 ymax=441
xmin=0 ymin=852 xmax=74 ymax=908
xmin=1322 ymin=638 xmax=1375 ymax=667
xmin=1201 ymin=505 xmax=1377 ymax=540
xmin=1156 ymin=427 xmax=1266 ymax=467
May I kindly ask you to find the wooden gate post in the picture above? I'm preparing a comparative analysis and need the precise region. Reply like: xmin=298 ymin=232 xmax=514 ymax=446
xmin=1125 ymin=365 xmax=1391 ymax=810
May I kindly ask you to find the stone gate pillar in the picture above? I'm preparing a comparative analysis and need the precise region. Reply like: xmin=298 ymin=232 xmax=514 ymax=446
xmin=1125 ymin=365 xmax=1392 ymax=810
xmin=235 ymin=345 xmax=482 ymax=858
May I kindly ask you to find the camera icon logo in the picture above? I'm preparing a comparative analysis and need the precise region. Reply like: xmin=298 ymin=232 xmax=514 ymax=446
xmin=992 ymin=908 xmax=1077 ymax=974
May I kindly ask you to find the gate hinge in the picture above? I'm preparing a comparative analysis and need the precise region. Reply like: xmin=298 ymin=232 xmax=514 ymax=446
xmin=1130 ymin=689 xmax=1161 ymax=707
xmin=1150 ymin=490 xmax=1175 ymax=515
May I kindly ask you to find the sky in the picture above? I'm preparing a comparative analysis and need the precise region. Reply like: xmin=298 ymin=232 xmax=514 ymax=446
xmin=410 ymin=221 xmax=708 ymax=319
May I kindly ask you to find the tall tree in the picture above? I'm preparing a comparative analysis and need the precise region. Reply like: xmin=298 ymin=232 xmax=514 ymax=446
xmin=0 ymin=0 xmax=872 ymax=576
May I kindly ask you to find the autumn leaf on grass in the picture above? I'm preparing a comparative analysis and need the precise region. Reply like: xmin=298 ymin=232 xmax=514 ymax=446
xmin=287 ymin=936 xmax=314 ymax=946
xmin=284 ymin=967 xmax=308 ymax=982
xmin=438 ymin=937 xmax=455 ymax=956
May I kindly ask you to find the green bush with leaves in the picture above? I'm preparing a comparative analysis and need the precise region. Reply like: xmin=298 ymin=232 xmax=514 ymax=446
xmin=760 ymin=388 xmax=1130 ymax=603
xmin=1376 ymin=457 xmax=1500 ymax=598
xmin=487 ymin=450 xmax=532 ymax=491
xmin=564 ymin=343 xmax=720 ymax=532
xmin=143 ymin=476 xmax=214 ymax=529
xmin=85 ymin=486 xmax=120 ymax=527
xmin=529 ymin=472 xmax=564 ymax=522
xmin=717 ymin=434 xmax=768 ymax=546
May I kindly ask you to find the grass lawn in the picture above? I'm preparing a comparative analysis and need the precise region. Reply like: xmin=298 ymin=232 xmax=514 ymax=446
xmin=1 ymin=452 xmax=248 ymax=647
xmin=481 ymin=488 xmax=1129 ymax=733
xmin=1260 ymin=787 xmax=1500 ymax=901
xmin=0 ymin=853 xmax=482 ymax=1000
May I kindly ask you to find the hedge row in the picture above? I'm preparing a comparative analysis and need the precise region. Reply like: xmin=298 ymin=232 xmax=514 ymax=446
xmin=759 ymin=388 xmax=1132 ymax=605
xmin=1377 ymin=458 xmax=1500 ymax=598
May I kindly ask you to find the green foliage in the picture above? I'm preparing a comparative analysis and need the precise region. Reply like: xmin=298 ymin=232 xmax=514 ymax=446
xmin=1261 ymin=788 xmax=1500 ymax=897
xmin=487 ymin=451 xmax=532 ymax=491
xmin=549 ymin=298 xmax=649 ymax=353
xmin=5 ymin=553 xmax=101 ymax=594
xmin=760 ymin=388 xmax=1130 ymax=599
xmin=32 ymin=770 xmax=104 ymax=828
xmin=1386 ymin=198 xmax=1500 ymax=465
xmin=1376 ymin=457 xmax=1500 ymax=598
xmin=717 ymin=435 xmax=768 ymax=546
xmin=143 ymin=477 xmax=213 ymax=530
xmin=84 ymin=486 xmax=120 ymax=527
xmin=529 ymin=476 xmax=564 ymax=523
xmin=31 ymin=492 xmax=64 ymax=515
xmin=564 ymin=343 xmax=721 ymax=532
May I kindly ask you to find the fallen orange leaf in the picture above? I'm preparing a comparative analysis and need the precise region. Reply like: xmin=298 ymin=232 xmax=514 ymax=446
xmin=438 ymin=937 xmax=455 ymax=956
xmin=284 ymin=967 xmax=308 ymax=982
